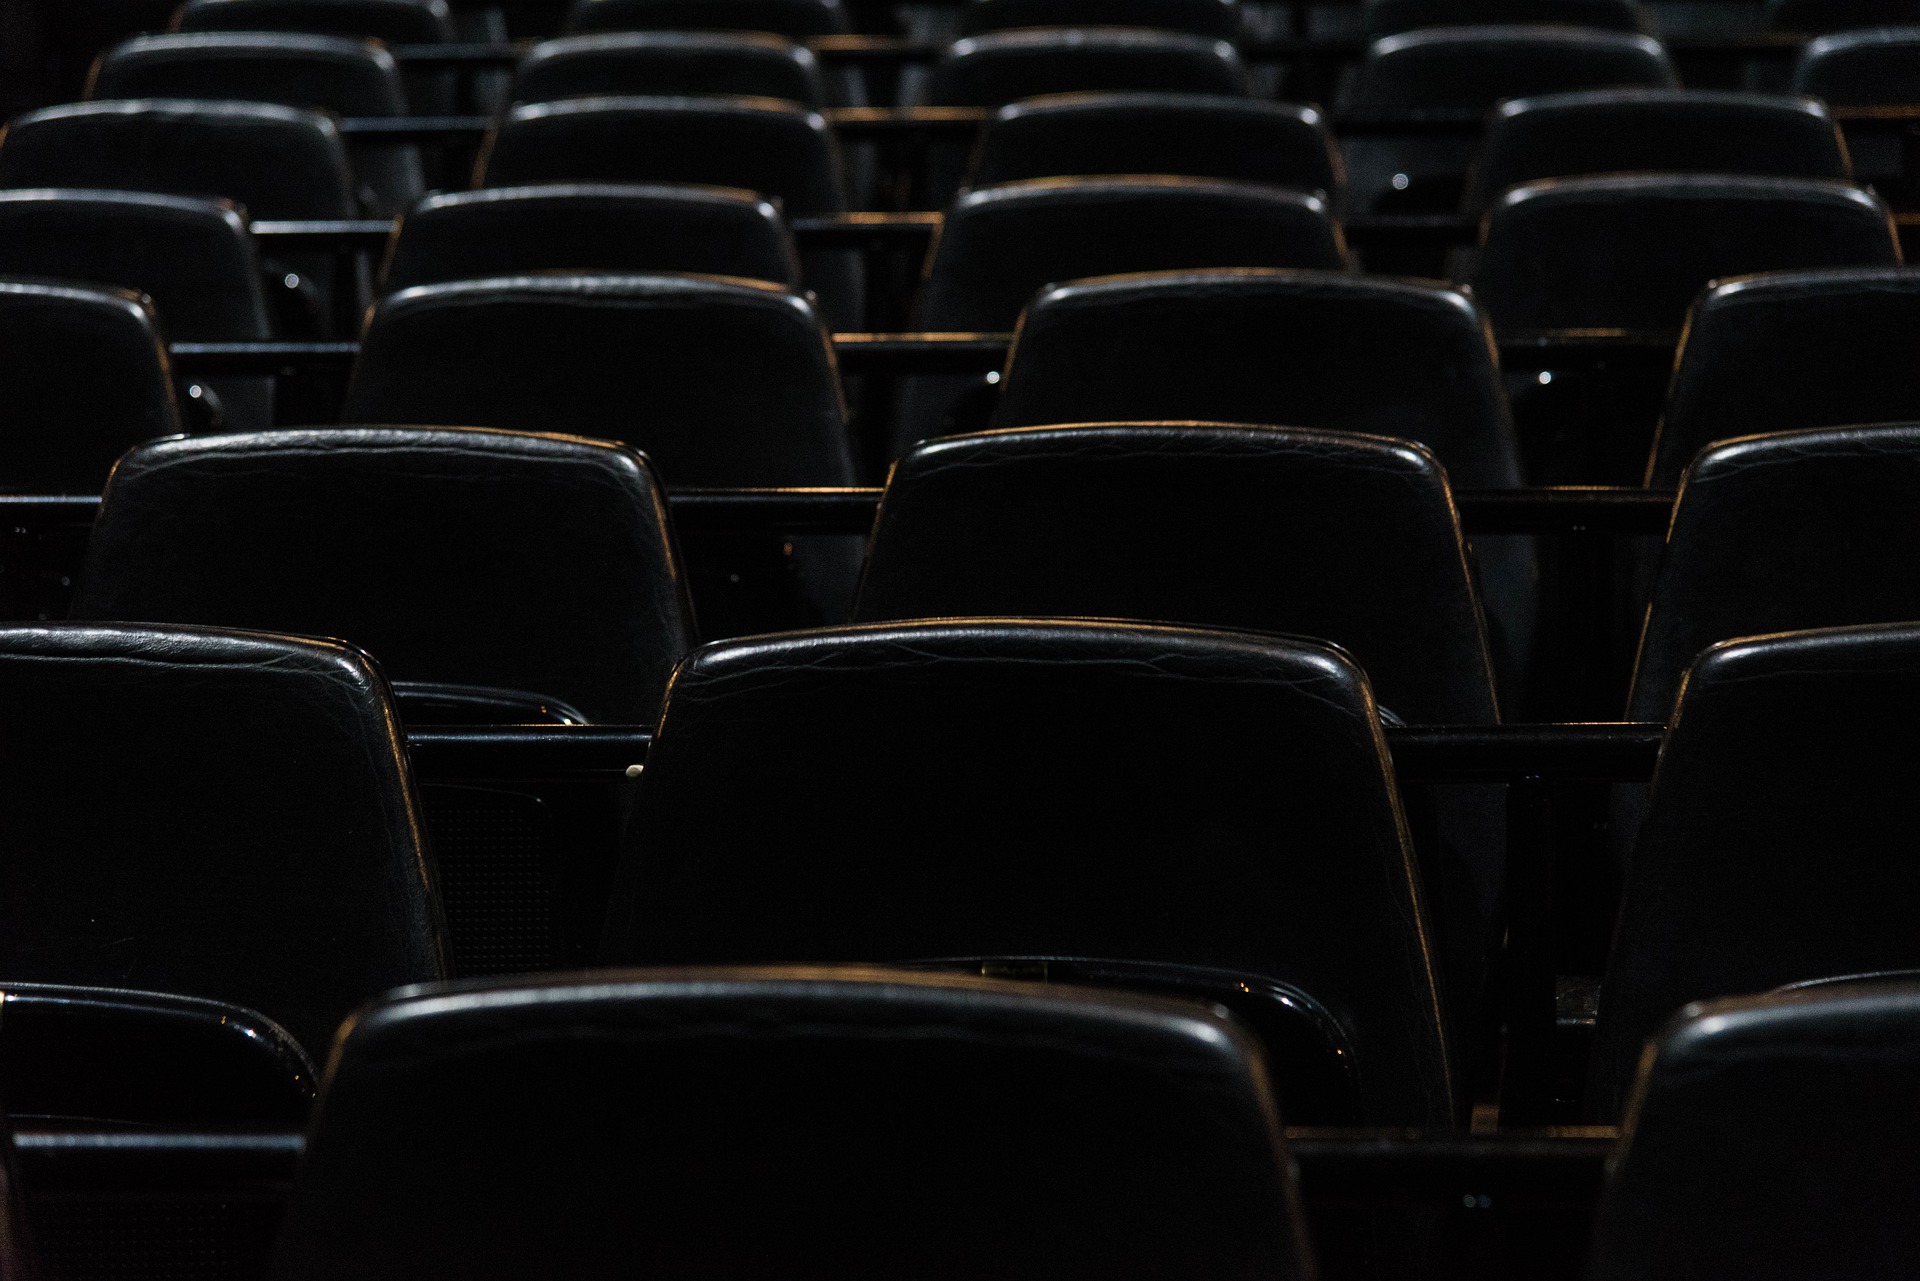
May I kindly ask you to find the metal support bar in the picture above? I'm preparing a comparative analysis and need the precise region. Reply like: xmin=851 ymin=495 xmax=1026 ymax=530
xmin=829 ymin=332 xmax=1011 ymax=374
xmin=336 ymin=115 xmax=491 ymax=141
xmin=789 ymin=212 xmax=941 ymax=250
xmin=169 ymin=342 xmax=360 ymax=376
xmin=251 ymin=220 xmax=396 ymax=252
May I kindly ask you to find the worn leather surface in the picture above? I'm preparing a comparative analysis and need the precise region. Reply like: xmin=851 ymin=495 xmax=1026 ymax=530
xmin=1465 ymin=89 xmax=1849 ymax=214
xmin=0 ymin=623 xmax=447 ymax=1059
xmin=1590 ymin=983 xmax=1920 ymax=1277
xmin=1768 ymin=0 xmax=1920 ymax=31
xmin=604 ymin=620 xmax=1457 ymax=1126
xmin=1794 ymin=26 xmax=1920 ymax=102
xmin=993 ymin=269 xmax=1521 ymax=488
xmin=344 ymin=274 xmax=857 ymax=486
xmin=88 ymin=32 xmax=423 ymax=215
xmin=1365 ymin=0 xmax=1649 ymax=35
xmin=968 ymin=93 xmax=1340 ymax=193
xmin=70 ymin=427 xmax=696 ymax=725
xmin=513 ymin=31 xmax=826 ymax=106
xmin=1630 ymin=425 xmax=1920 ymax=718
xmin=0 ymin=983 xmax=315 ymax=1125
xmin=173 ymin=0 xmax=455 ymax=41
xmin=1650 ymin=268 xmax=1920 ymax=485
xmin=273 ymin=967 xmax=1314 ymax=1280
xmin=957 ymin=0 xmax=1245 ymax=37
xmin=1470 ymin=174 xmax=1900 ymax=330
xmin=563 ymin=0 xmax=852 ymax=36
xmin=0 ymin=98 xmax=357 ymax=221
xmin=0 ymin=279 xmax=180 ymax=494
xmin=380 ymin=183 xmax=801 ymax=293
xmin=927 ymin=28 xmax=1251 ymax=105
xmin=0 ymin=190 xmax=273 ymax=429
xmin=1595 ymin=624 xmax=1920 ymax=1114
xmin=1340 ymin=25 xmax=1674 ymax=110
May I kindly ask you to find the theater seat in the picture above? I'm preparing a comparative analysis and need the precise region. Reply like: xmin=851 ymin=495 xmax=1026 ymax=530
xmin=87 ymin=32 xmax=424 ymax=215
xmin=1469 ymin=174 xmax=1900 ymax=331
xmin=0 ymin=985 xmax=314 ymax=1126
xmin=1649 ymin=268 xmax=1920 ymax=486
xmin=170 ymin=0 xmax=458 ymax=110
xmin=1364 ymin=0 xmax=1651 ymax=35
xmin=511 ymin=31 xmax=828 ymax=106
xmin=379 ymin=184 xmax=801 ymax=294
xmin=271 ymin=969 xmax=1317 ymax=1280
xmin=0 ymin=191 xmax=274 ymax=430
xmin=1463 ymin=89 xmax=1851 ymax=215
xmin=602 ymin=620 xmax=1459 ymax=1127
xmin=0 ymin=623 xmax=447 ymax=1059
xmin=69 ymin=427 xmax=695 ymax=725
xmin=926 ymin=27 xmax=1252 ymax=104
xmin=955 ymin=0 xmax=1245 ymax=37
xmin=563 ymin=0 xmax=852 ymax=36
xmin=0 ymin=279 xmax=181 ymax=494
xmin=1596 ymin=621 xmax=1920 ymax=1111
xmin=967 ymin=93 xmax=1340 ymax=193
xmin=1769 ymin=0 xmax=1920 ymax=31
xmin=1793 ymin=23 xmax=1920 ymax=99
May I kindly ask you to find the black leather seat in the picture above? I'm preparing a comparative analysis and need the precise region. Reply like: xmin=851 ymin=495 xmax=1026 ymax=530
xmin=1469 ymin=174 xmax=1900 ymax=331
xmin=270 ymin=968 xmax=1318 ymax=1279
xmin=602 ymin=620 xmax=1459 ymax=1127
xmin=562 ymin=0 xmax=852 ymax=36
xmin=475 ymin=96 xmax=858 ymax=325
xmin=1589 ymin=982 xmax=1920 ymax=1277
xmin=898 ymin=177 xmax=1347 ymax=450
xmin=69 ymin=427 xmax=695 ymax=725
xmin=1649 ymin=267 xmax=1920 ymax=486
xmin=1339 ymin=26 xmax=1676 ymax=213
xmin=926 ymin=27 xmax=1252 ymax=104
xmin=1793 ymin=24 xmax=1920 ymax=99
xmin=0 ymin=279 xmax=181 ymax=494
xmin=0 ymin=99 xmax=365 ymax=341
xmin=0 ymin=191 xmax=274 ymax=430
xmin=379 ymin=183 xmax=800 ymax=293
xmin=1628 ymin=424 xmax=1920 ymax=722
xmin=0 ymin=623 xmax=447 ymax=1059
xmin=1769 ymin=0 xmax=1920 ymax=31
xmin=0 ymin=984 xmax=314 ymax=1126
xmin=511 ymin=31 xmax=827 ymax=105
xmin=1594 ymin=624 xmax=1920 ymax=1116
xmin=1365 ymin=0 xmax=1650 ymax=35
xmin=87 ymin=32 xmax=424 ymax=215
xmin=1464 ymin=89 xmax=1851 ymax=215
xmin=967 ymin=92 xmax=1340 ymax=193
xmin=955 ymin=0 xmax=1246 ymax=37
xmin=174 ymin=0 xmax=454 ymax=39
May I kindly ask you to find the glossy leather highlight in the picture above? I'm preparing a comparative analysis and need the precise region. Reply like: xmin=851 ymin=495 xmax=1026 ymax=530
xmin=927 ymin=27 xmax=1253 ymax=105
xmin=512 ymin=31 xmax=827 ymax=105
xmin=562 ymin=0 xmax=852 ymax=37
xmin=1340 ymin=25 xmax=1675 ymax=110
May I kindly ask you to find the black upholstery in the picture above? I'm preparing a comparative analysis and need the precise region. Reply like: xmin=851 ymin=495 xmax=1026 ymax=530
xmin=1596 ymin=624 xmax=1920 ymax=1111
xmin=956 ymin=0 xmax=1245 ymax=37
xmin=69 ymin=427 xmax=696 ymax=725
xmin=1365 ymin=0 xmax=1650 ymax=35
xmin=271 ymin=968 xmax=1316 ymax=1279
xmin=1339 ymin=25 xmax=1676 ymax=110
xmin=1793 ymin=25 xmax=1920 ymax=101
xmin=992 ymin=269 xmax=1521 ymax=488
xmin=562 ymin=0 xmax=852 ymax=36
xmin=917 ymin=178 xmax=1347 ymax=331
xmin=87 ymin=32 xmax=424 ymax=215
xmin=511 ymin=31 xmax=827 ymax=106
xmin=1464 ymin=89 xmax=1851 ymax=214
xmin=380 ymin=184 xmax=801 ymax=294
xmin=1469 ymin=174 xmax=1900 ymax=331
xmin=1629 ymin=424 xmax=1920 ymax=720
xmin=0 ymin=623 xmax=447 ymax=1058
xmin=603 ymin=620 xmax=1458 ymax=1127
xmin=0 ymin=984 xmax=314 ymax=1126
xmin=1769 ymin=0 xmax=1920 ymax=31
xmin=172 ymin=0 xmax=456 ymax=42
xmin=0 ymin=280 xmax=180 ymax=494
xmin=1590 ymin=983 xmax=1920 ymax=1278
xmin=926 ymin=28 xmax=1252 ymax=105
xmin=0 ymin=191 xmax=273 ymax=430
xmin=343 ymin=275 xmax=855 ymax=486
xmin=1649 ymin=267 xmax=1920 ymax=486
xmin=967 ymin=93 xmax=1341 ymax=193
